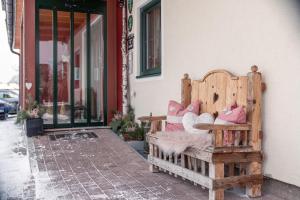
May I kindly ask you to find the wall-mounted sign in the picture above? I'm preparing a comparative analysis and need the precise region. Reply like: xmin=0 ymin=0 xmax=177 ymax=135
xmin=128 ymin=0 xmax=133 ymax=14
xmin=25 ymin=82 xmax=32 ymax=90
xmin=128 ymin=15 xmax=133 ymax=32
xmin=127 ymin=34 xmax=134 ymax=50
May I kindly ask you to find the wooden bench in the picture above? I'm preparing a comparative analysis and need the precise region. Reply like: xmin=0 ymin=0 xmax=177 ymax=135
xmin=138 ymin=66 xmax=265 ymax=200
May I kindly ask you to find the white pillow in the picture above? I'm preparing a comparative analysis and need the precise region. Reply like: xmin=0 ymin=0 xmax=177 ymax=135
xmin=182 ymin=112 xmax=214 ymax=134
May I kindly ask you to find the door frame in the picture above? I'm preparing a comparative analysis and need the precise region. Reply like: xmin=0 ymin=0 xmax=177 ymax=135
xmin=35 ymin=0 xmax=107 ymax=129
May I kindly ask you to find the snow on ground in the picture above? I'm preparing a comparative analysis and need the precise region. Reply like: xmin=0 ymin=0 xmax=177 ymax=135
xmin=0 ymin=117 xmax=71 ymax=200
xmin=0 ymin=117 xmax=31 ymax=199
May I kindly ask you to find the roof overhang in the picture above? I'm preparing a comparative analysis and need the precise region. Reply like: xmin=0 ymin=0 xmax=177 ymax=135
xmin=2 ymin=0 xmax=22 ymax=52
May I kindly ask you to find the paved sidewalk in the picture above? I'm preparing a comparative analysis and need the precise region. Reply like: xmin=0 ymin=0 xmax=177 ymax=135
xmin=0 ymin=119 xmax=295 ymax=199
xmin=28 ymin=128 xmax=278 ymax=200
xmin=29 ymin=129 xmax=212 ymax=200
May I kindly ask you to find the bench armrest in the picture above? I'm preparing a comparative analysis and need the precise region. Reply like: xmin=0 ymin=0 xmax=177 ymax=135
xmin=138 ymin=115 xmax=167 ymax=134
xmin=138 ymin=115 xmax=167 ymax=122
xmin=193 ymin=123 xmax=251 ymax=131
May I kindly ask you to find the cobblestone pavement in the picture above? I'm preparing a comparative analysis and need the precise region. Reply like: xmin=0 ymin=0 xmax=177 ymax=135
xmin=0 ymin=118 xmax=293 ymax=199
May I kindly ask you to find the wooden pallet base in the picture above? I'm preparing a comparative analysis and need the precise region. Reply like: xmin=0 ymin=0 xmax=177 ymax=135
xmin=149 ymin=155 xmax=263 ymax=190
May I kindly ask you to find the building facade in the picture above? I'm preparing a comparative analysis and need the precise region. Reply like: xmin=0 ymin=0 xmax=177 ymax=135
xmin=4 ymin=0 xmax=300 ymax=191
xmin=128 ymin=0 xmax=300 ymax=188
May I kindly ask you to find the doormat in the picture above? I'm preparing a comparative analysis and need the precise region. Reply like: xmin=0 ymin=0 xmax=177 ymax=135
xmin=49 ymin=132 xmax=98 ymax=141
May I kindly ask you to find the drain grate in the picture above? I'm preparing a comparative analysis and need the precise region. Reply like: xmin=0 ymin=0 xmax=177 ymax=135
xmin=49 ymin=132 xmax=98 ymax=141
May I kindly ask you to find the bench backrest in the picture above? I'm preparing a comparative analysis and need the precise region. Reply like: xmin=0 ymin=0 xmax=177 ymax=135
xmin=181 ymin=66 xmax=264 ymax=150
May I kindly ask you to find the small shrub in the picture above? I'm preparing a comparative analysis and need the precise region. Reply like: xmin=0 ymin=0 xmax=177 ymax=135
xmin=16 ymin=96 xmax=45 ymax=124
xmin=110 ymin=105 xmax=145 ymax=140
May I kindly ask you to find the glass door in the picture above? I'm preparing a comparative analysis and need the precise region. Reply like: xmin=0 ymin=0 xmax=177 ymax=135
xmin=36 ymin=1 xmax=106 ymax=128
xmin=90 ymin=14 xmax=104 ymax=123
xmin=73 ymin=12 xmax=88 ymax=124
xmin=57 ymin=11 xmax=71 ymax=124
xmin=38 ymin=9 xmax=54 ymax=126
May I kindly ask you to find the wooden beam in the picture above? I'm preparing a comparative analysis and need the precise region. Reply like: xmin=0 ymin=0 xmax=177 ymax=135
xmin=212 ymin=152 xmax=262 ymax=163
xmin=194 ymin=123 xmax=251 ymax=131
xmin=207 ymin=146 xmax=254 ymax=153
xmin=213 ymin=174 xmax=263 ymax=190
xmin=138 ymin=115 xmax=167 ymax=122
xmin=148 ymin=155 xmax=213 ymax=189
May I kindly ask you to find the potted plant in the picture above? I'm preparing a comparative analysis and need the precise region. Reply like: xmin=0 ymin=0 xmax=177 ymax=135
xmin=110 ymin=106 xmax=149 ymax=157
xmin=16 ymin=96 xmax=45 ymax=137
xmin=110 ymin=111 xmax=123 ymax=135
xmin=110 ymin=106 xmax=144 ymax=141
xmin=121 ymin=121 xmax=144 ymax=141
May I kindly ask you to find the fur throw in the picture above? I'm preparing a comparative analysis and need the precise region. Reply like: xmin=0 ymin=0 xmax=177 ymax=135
xmin=155 ymin=131 xmax=212 ymax=155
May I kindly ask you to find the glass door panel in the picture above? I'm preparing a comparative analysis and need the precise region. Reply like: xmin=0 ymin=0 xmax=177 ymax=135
xmin=90 ymin=14 xmax=104 ymax=123
xmin=57 ymin=11 xmax=71 ymax=124
xmin=39 ymin=9 xmax=54 ymax=125
xmin=74 ymin=12 xmax=88 ymax=123
xmin=37 ymin=2 xmax=106 ymax=128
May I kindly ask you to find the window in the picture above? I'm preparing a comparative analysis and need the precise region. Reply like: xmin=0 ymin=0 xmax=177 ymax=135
xmin=0 ymin=92 xmax=12 ymax=99
xmin=139 ymin=0 xmax=161 ymax=78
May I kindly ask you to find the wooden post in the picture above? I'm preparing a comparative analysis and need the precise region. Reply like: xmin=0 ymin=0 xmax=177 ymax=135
xmin=181 ymin=153 xmax=186 ymax=180
xmin=246 ymin=65 xmax=263 ymax=197
xmin=159 ymin=149 xmax=162 ymax=171
xmin=214 ymin=130 xmax=223 ymax=148
xmin=193 ymin=159 xmax=198 ymax=172
xmin=188 ymin=156 xmax=192 ymax=170
xmin=150 ymin=120 xmax=162 ymax=134
xmin=228 ymin=163 xmax=235 ymax=177
xmin=163 ymin=153 xmax=167 ymax=172
xmin=174 ymin=155 xmax=178 ymax=177
xmin=201 ymin=161 xmax=206 ymax=175
xmin=209 ymin=163 xmax=224 ymax=200
xmin=247 ymin=65 xmax=262 ymax=151
xmin=201 ymin=160 xmax=206 ymax=189
xmin=181 ymin=73 xmax=192 ymax=108
xmin=246 ymin=162 xmax=262 ymax=197
xmin=242 ymin=131 xmax=248 ymax=146
xmin=149 ymin=144 xmax=159 ymax=173
xmin=169 ymin=155 xmax=173 ymax=175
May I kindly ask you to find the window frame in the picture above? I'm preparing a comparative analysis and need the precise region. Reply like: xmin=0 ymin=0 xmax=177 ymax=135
xmin=138 ymin=0 xmax=161 ymax=78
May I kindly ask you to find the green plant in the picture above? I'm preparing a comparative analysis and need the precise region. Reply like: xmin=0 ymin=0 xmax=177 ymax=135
xmin=110 ymin=111 xmax=123 ymax=134
xmin=109 ymin=105 xmax=145 ymax=140
xmin=16 ymin=96 xmax=45 ymax=124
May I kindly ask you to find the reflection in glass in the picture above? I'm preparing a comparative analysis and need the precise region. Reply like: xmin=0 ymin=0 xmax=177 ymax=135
xmin=146 ymin=5 xmax=161 ymax=70
xmin=57 ymin=11 xmax=71 ymax=124
xmin=39 ymin=9 xmax=53 ymax=125
xmin=90 ymin=14 xmax=104 ymax=122
xmin=74 ymin=12 xmax=88 ymax=123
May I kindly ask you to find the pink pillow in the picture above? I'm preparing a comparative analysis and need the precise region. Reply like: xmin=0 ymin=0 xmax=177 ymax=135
xmin=216 ymin=105 xmax=246 ymax=146
xmin=218 ymin=106 xmax=246 ymax=124
xmin=165 ymin=100 xmax=200 ymax=131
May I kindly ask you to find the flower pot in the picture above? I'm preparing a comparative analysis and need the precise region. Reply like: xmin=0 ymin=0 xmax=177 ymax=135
xmin=121 ymin=131 xmax=144 ymax=141
xmin=25 ymin=118 xmax=44 ymax=137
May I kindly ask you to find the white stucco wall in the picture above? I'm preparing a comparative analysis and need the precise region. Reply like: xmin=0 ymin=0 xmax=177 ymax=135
xmin=129 ymin=0 xmax=300 ymax=187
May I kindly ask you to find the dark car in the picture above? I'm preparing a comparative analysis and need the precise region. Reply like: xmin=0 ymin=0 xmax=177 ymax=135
xmin=0 ymin=89 xmax=19 ymax=114
xmin=0 ymin=99 xmax=12 ymax=113
xmin=0 ymin=101 xmax=8 ymax=120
